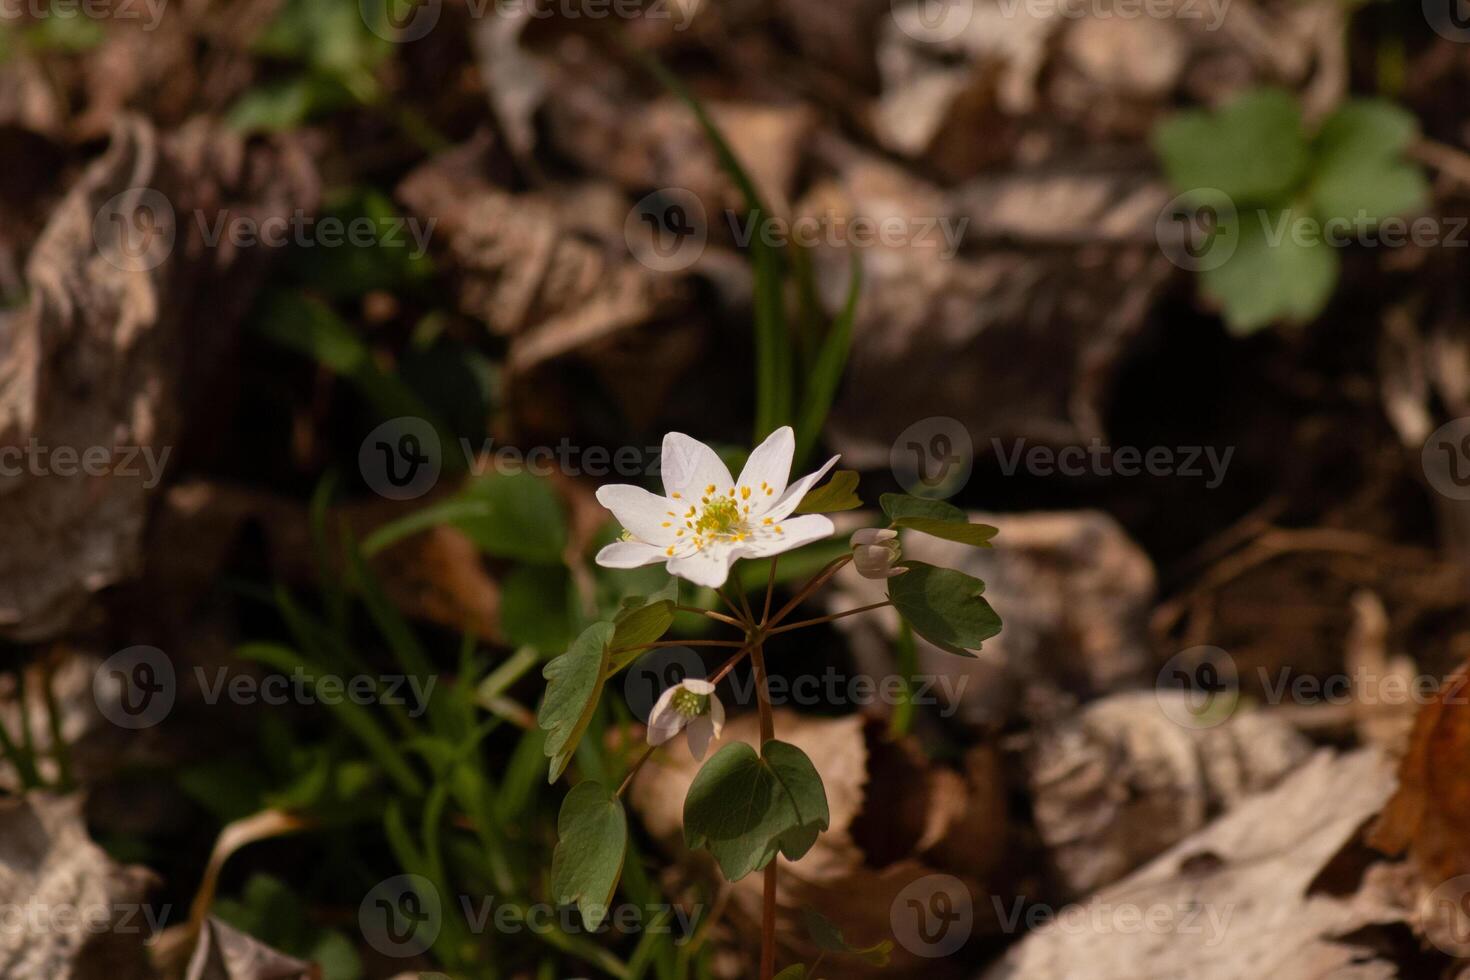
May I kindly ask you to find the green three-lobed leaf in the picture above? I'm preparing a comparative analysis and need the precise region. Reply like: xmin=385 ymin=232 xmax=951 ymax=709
xmin=880 ymin=493 xmax=998 ymax=547
xmin=1154 ymin=87 xmax=1429 ymax=334
xmin=607 ymin=582 xmax=678 ymax=673
xmin=538 ymin=621 xmax=615 ymax=782
xmin=683 ymin=740 xmax=830 ymax=881
xmin=887 ymin=561 xmax=1001 ymax=657
xmin=551 ymin=781 xmax=628 ymax=930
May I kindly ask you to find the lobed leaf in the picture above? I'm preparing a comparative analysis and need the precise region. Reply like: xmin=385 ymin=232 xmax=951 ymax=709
xmin=607 ymin=583 xmax=679 ymax=673
xmin=538 ymin=622 xmax=616 ymax=782
xmin=795 ymin=471 xmax=862 ymax=515
xmin=887 ymin=561 xmax=1002 ymax=656
xmin=551 ymin=781 xmax=629 ymax=930
xmin=1153 ymin=87 xmax=1309 ymax=204
xmin=880 ymin=493 xmax=996 ymax=546
xmin=683 ymin=740 xmax=830 ymax=881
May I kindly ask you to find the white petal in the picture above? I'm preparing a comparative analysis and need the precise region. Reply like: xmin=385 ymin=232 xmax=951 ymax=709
xmin=646 ymin=686 xmax=687 ymax=745
xmin=708 ymin=693 xmax=725 ymax=738
xmin=736 ymin=426 xmax=795 ymax=505
xmin=597 ymin=484 xmax=679 ymax=545
xmin=596 ymin=540 xmax=667 ymax=570
xmin=741 ymin=514 xmax=836 ymax=559
xmin=660 ymin=432 xmax=734 ymax=503
xmin=851 ymin=528 xmax=897 ymax=547
xmin=685 ymin=715 xmax=716 ymax=761
xmin=666 ymin=540 xmax=745 ymax=588
xmin=762 ymin=454 xmax=840 ymax=521
xmin=682 ymin=679 xmax=717 ymax=696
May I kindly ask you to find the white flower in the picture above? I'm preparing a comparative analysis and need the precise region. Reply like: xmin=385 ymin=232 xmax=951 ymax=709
xmin=594 ymin=426 xmax=840 ymax=588
xmin=851 ymin=528 xmax=904 ymax=579
xmin=647 ymin=679 xmax=725 ymax=760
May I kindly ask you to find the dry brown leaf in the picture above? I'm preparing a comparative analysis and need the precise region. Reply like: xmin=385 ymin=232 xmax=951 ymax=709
xmin=801 ymin=154 xmax=1172 ymax=465
xmin=182 ymin=918 xmax=317 ymax=980
xmin=0 ymin=115 xmax=317 ymax=641
xmin=1028 ymin=691 xmax=1311 ymax=895
xmin=396 ymin=160 xmax=693 ymax=375
xmin=0 ymin=794 xmax=156 ymax=980
xmin=1369 ymin=661 xmax=1470 ymax=955
xmin=989 ymin=748 xmax=1404 ymax=979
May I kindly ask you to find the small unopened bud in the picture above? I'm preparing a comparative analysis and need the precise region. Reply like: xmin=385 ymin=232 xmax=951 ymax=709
xmin=851 ymin=528 xmax=904 ymax=579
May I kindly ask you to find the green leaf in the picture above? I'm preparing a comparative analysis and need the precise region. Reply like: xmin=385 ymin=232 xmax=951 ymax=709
xmin=608 ymin=583 xmax=679 ymax=673
xmin=880 ymin=494 xmax=995 ymax=543
xmin=795 ymin=471 xmax=862 ymax=515
xmin=887 ymin=561 xmax=1002 ymax=656
xmin=1310 ymin=159 xmax=1428 ymax=227
xmin=683 ymin=740 xmax=830 ymax=881
xmin=228 ymin=77 xmax=354 ymax=132
xmin=894 ymin=518 xmax=997 ymax=548
xmin=455 ymin=472 xmax=567 ymax=564
xmin=551 ymin=781 xmax=629 ymax=930
xmin=1153 ymin=87 xmax=1309 ymax=204
xmin=1314 ymin=100 xmax=1419 ymax=165
xmin=1201 ymin=208 xmax=1340 ymax=334
xmin=802 ymin=906 xmax=893 ymax=966
xmin=880 ymin=494 xmax=966 ymax=524
xmin=1310 ymin=101 xmax=1427 ymax=225
xmin=773 ymin=967 xmax=808 ymax=980
xmin=539 ymin=622 xmax=616 ymax=782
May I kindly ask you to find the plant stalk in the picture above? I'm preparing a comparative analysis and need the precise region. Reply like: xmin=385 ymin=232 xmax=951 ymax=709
xmin=750 ymin=637 xmax=777 ymax=980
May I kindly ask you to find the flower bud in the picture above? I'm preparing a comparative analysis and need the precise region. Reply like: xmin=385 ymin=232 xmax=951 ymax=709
xmin=850 ymin=528 xmax=904 ymax=579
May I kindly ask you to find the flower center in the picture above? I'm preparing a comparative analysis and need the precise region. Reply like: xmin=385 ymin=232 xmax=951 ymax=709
xmin=694 ymin=497 xmax=744 ymax=539
xmin=671 ymin=688 xmax=709 ymax=717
